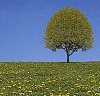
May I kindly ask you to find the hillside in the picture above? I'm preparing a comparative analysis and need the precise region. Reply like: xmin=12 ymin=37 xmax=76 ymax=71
xmin=0 ymin=62 xmax=100 ymax=95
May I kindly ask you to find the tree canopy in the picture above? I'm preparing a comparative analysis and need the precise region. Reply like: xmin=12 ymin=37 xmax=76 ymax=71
xmin=44 ymin=8 xmax=94 ymax=62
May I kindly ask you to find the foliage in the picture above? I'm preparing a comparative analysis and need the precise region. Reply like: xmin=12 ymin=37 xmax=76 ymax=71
xmin=0 ymin=62 xmax=100 ymax=95
xmin=44 ymin=8 xmax=94 ymax=62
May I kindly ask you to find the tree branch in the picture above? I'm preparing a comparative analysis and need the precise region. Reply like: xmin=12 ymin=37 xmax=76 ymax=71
xmin=69 ymin=50 xmax=75 ymax=56
xmin=69 ymin=48 xmax=78 ymax=56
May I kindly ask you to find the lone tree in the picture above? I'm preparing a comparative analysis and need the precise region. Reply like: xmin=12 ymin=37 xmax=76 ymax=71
xmin=44 ymin=8 xmax=94 ymax=62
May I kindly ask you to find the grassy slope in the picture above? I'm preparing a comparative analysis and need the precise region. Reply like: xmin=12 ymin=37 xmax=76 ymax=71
xmin=0 ymin=62 xmax=100 ymax=96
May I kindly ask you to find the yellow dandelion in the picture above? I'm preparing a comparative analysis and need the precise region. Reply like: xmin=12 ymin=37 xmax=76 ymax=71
xmin=87 ymin=90 xmax=91 ymax=93
xmin=2 ymin=87 xmax=5 ymax=90
xmin=7 ymin=86 xmax=11 ymax=88
xmin=48 ymin=80 xmax=51 ymax=83
xmin=41 ymin=93 xmax=44 ymax=95
xmin=0 ymin=93 xmax=3 ymax=95
xmin=66 ymin=92 xmax=70 ymax=95
xmin=18 ymin=86 xmax=21 ymax=89
xmin=58 ymin=92 xmax=62 ymax=96
xmin=13 ymin=84 xmax=16 ymax=86
xmin=42 ymin=84 xmax=45 ymax=86
xmin=46 ymin=87 xmax=49 ymax=90
xmin=95 ymin=93 xmax=100 ymax=95
xmin=12 ymin=92 xmax=17 ymax=94
xmin=28 ymin=90 xmax=32 ymax=93
xmin=52 ymin=89 xmax=55 ymax=92
xmin=19 ymin=93 xmax=24 ymax=95
xmin=52 ymin=80 xmax=56 ymax=82
xmin=77 ymin=78 xmax=79 ymax=80
xmin=50 ymin=93 xmax=53 ymax=96
xmin=98 ymin=86 xmax=100 ymax=89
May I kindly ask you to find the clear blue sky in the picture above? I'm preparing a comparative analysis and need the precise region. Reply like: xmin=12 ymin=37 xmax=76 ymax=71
xmin=0 ymin=0 xmax=100 ymax=62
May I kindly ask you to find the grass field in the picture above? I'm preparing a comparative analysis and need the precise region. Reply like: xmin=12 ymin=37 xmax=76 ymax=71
xmin=0 ymin=62 xmax=100 ymax=96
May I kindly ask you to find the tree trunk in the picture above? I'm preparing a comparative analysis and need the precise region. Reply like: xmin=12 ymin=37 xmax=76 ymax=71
xmin=66 ymin=50 xmax=70 ymax=62
xmin=67 ymin=54 xmax=69 ymax=62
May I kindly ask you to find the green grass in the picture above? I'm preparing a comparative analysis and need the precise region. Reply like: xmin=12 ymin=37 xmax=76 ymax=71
xmin=0 ymin=62 xmax=100 ymax=96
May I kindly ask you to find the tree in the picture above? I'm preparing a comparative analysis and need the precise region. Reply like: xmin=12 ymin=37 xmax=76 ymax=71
xmin=44 ymin=8 xmax=94 ymax=62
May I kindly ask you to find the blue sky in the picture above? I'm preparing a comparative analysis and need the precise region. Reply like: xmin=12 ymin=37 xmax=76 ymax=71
xmin=0 ymin=0 xmax=100 ymax=62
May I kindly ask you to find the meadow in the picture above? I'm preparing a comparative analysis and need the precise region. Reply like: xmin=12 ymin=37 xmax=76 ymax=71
xmin=0 ymin=62 xmax=100 ymax=96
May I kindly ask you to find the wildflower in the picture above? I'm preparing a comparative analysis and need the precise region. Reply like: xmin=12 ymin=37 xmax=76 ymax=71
xmin=87 ymin=90 xmax=92 ymax=93
xmin=11 ymin=80 xmax=13 ymax=83
xmin=7 ymin=86 xmax=11 ymax=88
xmin=18 ymin=86 xmax=21 ymax=89
xmin=58 ymin=92 xmax=62 ymax=96
xmin=74 ymin=83 xmax=78 ymax=86
xmin=0 ymin=93 xmax=3 ymax=95
xmin=46 ymin=87 xmax=49 ymax=90
xmin=50 ymin=93 xmax=53 ymax=96
xmin=13 ymin=84 xmax=16 ymax=86
xmin=77 ymin=78 xmax=79 ymax=80
xmin=52 ymin=80 xmax=56 ymax=82
xmin=12 ymin=92 xmax=17 ymax=94
xmin=2 ymin=87 xmax=5 ymax=90
xmin=42 ymin=84 xmax=45 ymax=86
xmin=41 ymin=93 xmax=44 ymax=95
xmin=52 ymin=89 xmax=55 ymax=92
xmin=28 ymin=90 xmax=32 ymax=93
xmin=65 ymin=90 xmax=68 ymax=92
xmin=95 ymin=93 xmax=100 ymax=95
xmin=19 ymin=93 xmax=24 ymax=95
xmin=28 ymin=72 xmax=30 ymax=73
xmin=48 ymin=80 xmax=51 ymax=83
xmin=98 ymin=86 xmax=100 ymax=89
